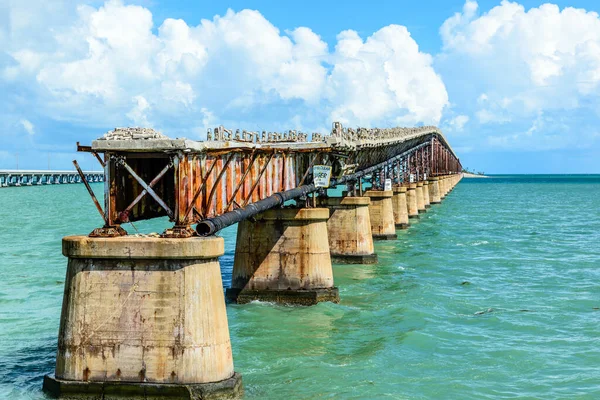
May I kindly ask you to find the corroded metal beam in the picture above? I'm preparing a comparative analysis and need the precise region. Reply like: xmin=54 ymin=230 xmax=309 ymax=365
xmin=79 ymin=123 xmax=461 ymax=236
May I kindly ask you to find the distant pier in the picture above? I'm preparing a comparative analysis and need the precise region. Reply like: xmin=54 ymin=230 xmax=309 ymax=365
xmin=0 ymin=170 xmax=103 ymax=187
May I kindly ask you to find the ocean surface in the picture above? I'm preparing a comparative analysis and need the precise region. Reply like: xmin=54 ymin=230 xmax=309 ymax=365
xmin=1 ymin=175 xmax=599 ymax=399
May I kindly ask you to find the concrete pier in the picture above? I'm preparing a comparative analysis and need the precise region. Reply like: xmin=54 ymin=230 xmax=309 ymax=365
xmin=43 ymin=236 xmax=242 ymax=399
xmin=228 ymin=208 xmax=339 ymax=305
xmin=428 ymin=177 xmax=441 ymax=204
xmin=423 ymin=181 xmax=431 ymax=208
xmin=406 ymin=183 xmax=419 ymax=219
xmin=416 ymin=182 xmax=426 ymax=213
xmin=444 ymin=176 xmax=450 ymax=195
xmin=440 ymin=177 xmax=448 ymax=199
xmin=365 ymin=190 xmax=397 ymax=240
xmin=392 ymin=186 xmax=409 ymax=229
xmin=319 ymin=196 xmax=377 ymax=264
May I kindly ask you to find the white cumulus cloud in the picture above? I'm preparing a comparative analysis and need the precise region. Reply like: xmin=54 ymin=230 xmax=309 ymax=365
xmin=440 ymin=0 xmax=600 ymax=116
xmin=446 ymin=114 xmax=470 ymax=132
xmin=0 ymin=0 xmax=448 ymax=140
xmin=19 ymin=119 xmax=34 ymax=135
xmin=437 ymin=0 xmax=600 ymax=150
xmin=327 ymin=26 xmax=448 ymax=126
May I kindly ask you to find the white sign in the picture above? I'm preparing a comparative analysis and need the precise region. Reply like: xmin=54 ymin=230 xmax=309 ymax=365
xmin=384 ymin=178 xmax=392 ymax=191
xmin=424 ymin=173 xmax=427 ymax=180
xmin=313 ymin=165 xmax=332 ymax=188
xmin=409 ymin=174 xmax=415 ymax=183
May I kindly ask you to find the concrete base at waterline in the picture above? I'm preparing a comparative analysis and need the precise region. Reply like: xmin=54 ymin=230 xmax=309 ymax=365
xmin=365 ymin=190 xmax=397 ymax=241
xmin=226 ymin=287 xmax=339 ymax=306
xmin=331 ymin=253 xmax=378 ymax=264
xmin=391 ymin=187 xmax=409 ymax=229
xmin=43 ymin=373 xmax=243 ymax=400
xmin=373 ymin=233 xmax=398 ymax=240
xmin=319 ymin=196 xmax=377 ymax=265
xmin=230 ymin=208 xmax=338 ymax=305
xmin=406 ymin=184 xmax=419 ymax=218
xmin=46 ymin=235 xmax=241 ymax=399
xmin=428 ymin=177 xmax=441 ymax=204
xmin=415 ymin=182 xmax=426 ymax=212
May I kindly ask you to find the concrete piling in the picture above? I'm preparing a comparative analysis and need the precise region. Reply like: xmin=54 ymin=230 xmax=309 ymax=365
xmin=365 ymin=190 xmax=397 ymax=240
xmin=406 ymin=183 xmax=419 ymax=219
xmin=416 ymin=182 xmax=426 ymax=213
xmin=227 ymin=208 xmax=339 ymax=305
xmin=440 ymin=177 xmax=448 ymax=199
xmin=428 ymin=177 xmax=441 ymax=204
xmin=43 ymin=236 xmax=242 ymax=399
xmin=423 ymin=181 xmax=431 ymax=208
xmin=392 ymin=186 xmax=410 ymax=229
xmin=319 ymin=196 xmax=377 ymax=264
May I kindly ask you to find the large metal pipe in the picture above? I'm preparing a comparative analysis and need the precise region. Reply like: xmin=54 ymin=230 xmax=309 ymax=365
xmin=196 ymin=183 xmax=317 ymax=236
xmin=196 ymin=140 xmax=434 ymax=236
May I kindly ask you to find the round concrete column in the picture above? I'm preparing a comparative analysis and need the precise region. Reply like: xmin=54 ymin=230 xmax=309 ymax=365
xmin=228 ymin=208 xmax=339 ymax=305
xmin=423 ymin=181 xmax=431 ymax=208
xmin=416 ymin=182 xmax=426 ymax=213
xmin=365 ymin=190 xmax=397 ymax=240
xmin=406 ymin=183 xmax=419 ymax=218
xmin=319 ymin=196 xmax=377 ymax=264
xmin=392 ymin=186 xmax=409 ymax=229
xmin=44 ymin=236 xmax=242 ymax=399
xmin=440 ymin=176 xmax=447 ymax=199
xmin=428 ymin=177 xmax=441 ymax=204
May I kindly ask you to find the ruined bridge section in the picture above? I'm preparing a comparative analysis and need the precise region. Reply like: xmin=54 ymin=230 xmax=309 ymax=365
xmin=81 ymin=123 xmax=460 ymax=237
xmin=45 ymin=122 xmax=463 ymax=399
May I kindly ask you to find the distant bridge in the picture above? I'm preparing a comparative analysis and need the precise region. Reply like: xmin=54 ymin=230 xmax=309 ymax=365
xmin=0 ymin=170 xmax=103 ymax=187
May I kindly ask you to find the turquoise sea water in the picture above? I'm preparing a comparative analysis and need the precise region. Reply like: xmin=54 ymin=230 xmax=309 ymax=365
xmin=1 ymin=175 xmax=600 ymax=399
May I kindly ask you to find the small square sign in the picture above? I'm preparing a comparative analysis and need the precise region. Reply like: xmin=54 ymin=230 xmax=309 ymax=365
xmin=313 ymin=165 xmax=332 ymax=188
xmin=384 ymin=178 xmax=392 ymax=191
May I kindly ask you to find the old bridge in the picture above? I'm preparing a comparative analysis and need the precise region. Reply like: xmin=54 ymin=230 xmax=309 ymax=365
xmin=44 ymin=124 xmax=463 ymax=399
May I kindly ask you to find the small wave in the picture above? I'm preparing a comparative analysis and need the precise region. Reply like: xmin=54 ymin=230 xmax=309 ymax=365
xmin=248 ymin=300 xmax=276 ymax=306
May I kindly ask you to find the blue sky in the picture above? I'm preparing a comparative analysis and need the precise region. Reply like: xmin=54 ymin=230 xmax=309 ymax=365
xmin=1 ymin=0 xmax=600 ymax=173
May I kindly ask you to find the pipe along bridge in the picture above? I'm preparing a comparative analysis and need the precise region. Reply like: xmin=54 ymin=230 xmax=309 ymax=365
xmin=44 ymin=124 xmax=463 ymax=399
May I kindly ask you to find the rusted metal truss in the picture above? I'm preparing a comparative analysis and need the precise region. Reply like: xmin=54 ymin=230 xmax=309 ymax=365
xmin=77 ymin=123 xmax=462 ymax=235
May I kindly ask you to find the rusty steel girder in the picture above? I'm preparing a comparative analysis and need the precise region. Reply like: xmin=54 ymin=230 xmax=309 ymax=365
xmin=77 ymin=123 xmax=461 ymax=236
